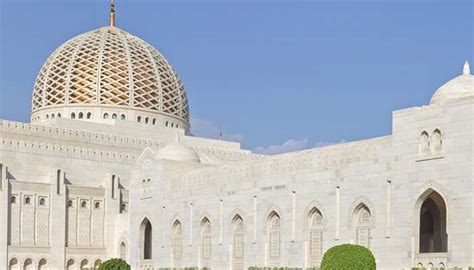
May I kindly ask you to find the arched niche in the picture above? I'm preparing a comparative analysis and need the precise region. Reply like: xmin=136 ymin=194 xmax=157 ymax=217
xmin=139 ymin=218 xmax=153 ymax=260
xmin=416 ymin=189 xmax=448 ymax=253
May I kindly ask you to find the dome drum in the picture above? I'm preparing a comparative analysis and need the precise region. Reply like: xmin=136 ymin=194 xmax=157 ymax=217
xmin=31 ymin=26 xmax=189 ymax=130
xmin=30 ymin=105 xmax=188 ymax=129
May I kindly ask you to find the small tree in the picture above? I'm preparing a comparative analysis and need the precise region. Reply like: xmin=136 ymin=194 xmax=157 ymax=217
xmin=97 ymin=258 xmax=130 ymax=270
xmin=320 ymin=244 xmax=375 ymax=270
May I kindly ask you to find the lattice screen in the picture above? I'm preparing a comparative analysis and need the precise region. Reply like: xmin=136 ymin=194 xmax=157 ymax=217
xmin=32 ymin=26 xmax=189 ymax=122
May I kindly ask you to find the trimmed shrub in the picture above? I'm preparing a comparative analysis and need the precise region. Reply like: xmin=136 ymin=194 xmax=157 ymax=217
xmin=97 ymin=258 xmax=130 ymax=270
xmin=247 ymin=268 xmax=305 ymax=270
xmin=320 ymin=244 xmax=375 ymax=270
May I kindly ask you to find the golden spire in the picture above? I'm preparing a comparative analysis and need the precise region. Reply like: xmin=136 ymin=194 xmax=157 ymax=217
xmin=109 ymin=0 xmax=116 ymax=27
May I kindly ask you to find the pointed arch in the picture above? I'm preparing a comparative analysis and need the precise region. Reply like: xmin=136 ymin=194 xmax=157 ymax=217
xmin=66 ymin=259 xmax=76 ymax=270
xmin=80 ymin=259 xmax=89 ymax=269
xmin=307 ymin=207 xmax=324 ymax=266
xmin=200 ymin=217 xmax=212 ymax=268
xmin=119 ymin=240 xmax=127 ymax=260
xmin=231 ymin=213 xmax=245 ymax=270
xmin=23 ymin=258 xmax=33 ymax=270
xmin=419 ymin=131 xmax=430 ymax=156
xmin=172 ymin=219 xmax=183 ymax=268
xmin=414 ymin=188 xmax=448 ymax=253
xmin=9 ymin=258 xmax=19 ymax=270
xmin=38 ymin=258 xmax=48 ymax=270
xmin=348 ymin=196 xmax=375 ymax=229
xmin=352 ymin=203 xmax=372 ymax=248
xmin=431 ymin=129 xmax=442 ymax=153
xmin=139 ymin=217 xmax=153 ymax=260
xmin=266 ymin=210 xmax=281 ymax=267
xmin=304 ymin=200 xmax=326 ymax=231
xmin=94 ymin=259 xmax=102 ymax=269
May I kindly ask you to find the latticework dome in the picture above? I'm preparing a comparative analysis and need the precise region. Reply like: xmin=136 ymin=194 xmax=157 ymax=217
xmin=31 ymin=26 xmax=189 ymax=129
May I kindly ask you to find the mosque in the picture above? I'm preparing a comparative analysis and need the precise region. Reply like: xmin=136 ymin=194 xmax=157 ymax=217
xmin=0 ymin=2 xmax=473 ymax=270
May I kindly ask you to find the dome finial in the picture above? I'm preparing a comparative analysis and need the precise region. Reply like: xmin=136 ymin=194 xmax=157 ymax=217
xmin=109 ymin=0 xmax=116 ymax=27
xmin=463 ymin=60 xmax=470 ymax=75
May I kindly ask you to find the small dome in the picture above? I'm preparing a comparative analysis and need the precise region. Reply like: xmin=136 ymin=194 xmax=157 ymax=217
xmin=31 ymin=26 xmax=189 ymax=129
xmin=157 ymin=143 xmax=201 ymax=163
xmin=430 ymin=61 xmax=474 ymax=105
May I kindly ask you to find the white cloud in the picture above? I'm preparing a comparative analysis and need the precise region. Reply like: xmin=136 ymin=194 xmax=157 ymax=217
xmin=190 ymin=117 xmax=244 ymax=143
xmin=253 ymin=138 xmax=310 ymax=155
xmin=253 ymin=139 xmax=345 ymax=155
xmin=191 ymin=117 xmax=344 ymax=154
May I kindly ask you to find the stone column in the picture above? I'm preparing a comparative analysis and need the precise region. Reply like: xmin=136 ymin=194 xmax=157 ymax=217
xmin=291 ymin=191 xmax=296 ymax=242
xmin=50 ymin=169 xmax=67 ymax=269
xmin=386 ymin=180 xmax=392 ymax=238
xmin=105 ymin=174 xmax=120 ymax=258
xmin=335 ymin=186 xmax=340 ymax=240
xmin=219 ymin=199 xmax=223 ymax=244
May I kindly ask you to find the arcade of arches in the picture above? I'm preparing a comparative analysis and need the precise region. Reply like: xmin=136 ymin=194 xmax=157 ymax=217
xmin=134 ymin=188 xmax=450 ymax=268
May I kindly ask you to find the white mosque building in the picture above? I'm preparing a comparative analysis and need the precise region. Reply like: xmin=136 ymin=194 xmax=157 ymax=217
xmin=0 ymin=2 xmax=473 ymax=270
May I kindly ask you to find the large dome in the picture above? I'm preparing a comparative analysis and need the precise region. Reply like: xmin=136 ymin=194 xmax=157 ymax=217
xmin=31 ymin=26 xmax=189 ymax=130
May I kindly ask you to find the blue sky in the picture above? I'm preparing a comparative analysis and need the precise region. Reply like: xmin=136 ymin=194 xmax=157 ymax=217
xmin=0 ymin=0 xmax=472 ymax=153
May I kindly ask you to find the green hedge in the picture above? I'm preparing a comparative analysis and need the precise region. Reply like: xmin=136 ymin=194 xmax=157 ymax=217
xmin=97 ymin=258 xmax=130 ymax=270
xmin=248 ymin=266 xmax=310 ymax=270
xmin=320 ymin=244 xmax=375 ymax=270
xmin=248 ymin=267 xmax=316 ymax=270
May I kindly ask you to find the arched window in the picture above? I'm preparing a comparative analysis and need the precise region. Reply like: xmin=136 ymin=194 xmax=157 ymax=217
xmin=267 ymin=211 xmax=281 ymax=266
xmin=38 ymin=258 xmax=48 ymax=270
xmin=308 ymin=208 xmax=323 ymax=266
xmin=57 ymin=113 xmax=61 ymax=118
xmin=418 ymin=189 xmax=447 ymax=253
xmin=66 ymin=259 xmax=75 ymax=270
xmin=121 ymin=114 xmax=126 ymax=120
xmin=145 ymin=117 xmax=149 ymax=124
xmin=165 ymin=121 xmax=169 ymax=127
xmin=25 ymin=197 xmax=31 ymax=205
xmin=81 ymin=201 xmax=87 ymax=208
xmin=8 ymin=258 xmax=18 ymax=270
xmin=420 ymin=131 xmax=430 ymax=156
xmin=200 ymin=218 xmax=212 ymax=267
xmin=172 ymin=220 xmax=183 ymax=267
xmin=103 ymin=113 xmax=109 ymax=119
xmin=140 ymin=218 xmax=152 ymax=260
xmin=152 ymin=119 xmax=156 ymax=125
xmin=94 ymin=260 xmax=101 ymax=269
xmin=51 ymin=114 xmax=55 ymax=119
xmin=46 ymin=114 xmax=49 ymax=119
xmin=120 ymin=241 xmax=127 ymax=259
xmin=432 ymin=129 xmax=442 ymax=153
xmin=353 ymin=204 xmax=372 ymax=248
xmin=94 ymin=201 xmax=100 ymax=209
xmin=86 ymin=112 xmax=92 ymax=119
xmin=112 ymin=113 xmax=117 ymax=119
xmin=78 ymin=112 xmax=84 ymax=119
xmin=71 ymin=113 xmax=76 ymax=119
xmin=68 ymin=200 xmax=73 ymax=208
xmin=137 ymin=116 xmax=141 ymax=123
xmin=23 ymin=258 xmax=33 ymax=270
xmin=39 ymin=198 xmax=45 ymax=206
xmin=232 ymin=215 xmax=245 ymax=270
xmin=80 ymin=259 xmax=88 ymax=270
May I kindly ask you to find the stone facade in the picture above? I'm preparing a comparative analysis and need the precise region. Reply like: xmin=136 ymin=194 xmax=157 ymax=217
xmin=0 ymin=6 xmax=473 ymax=270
